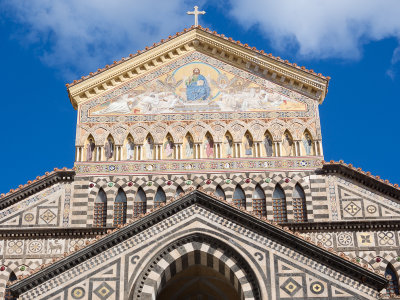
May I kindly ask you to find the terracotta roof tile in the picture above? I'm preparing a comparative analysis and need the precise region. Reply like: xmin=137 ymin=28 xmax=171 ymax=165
xmin=66 ymin=26 xmax=329 ymax=88
xmin=0 ymin=167 xmax=73 ymax=199
xmin=323 ymin=160 xmax=399 ymax=190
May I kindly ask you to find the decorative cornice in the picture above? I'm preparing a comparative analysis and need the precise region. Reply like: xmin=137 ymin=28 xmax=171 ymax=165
xmin=284 ymin=220 xmax=400 ymax=232
xmin=0 ymin=227 xmax=108 ymax=239
xmin=0 ymin=169 xmax=75 ymax=210
xmin=321 ymin=161 xmax=400 ymax=201
xmin=10 ymin=189 xmax=386 ymax=296
xmin=67 ymin=27 xmax=330 ymax=109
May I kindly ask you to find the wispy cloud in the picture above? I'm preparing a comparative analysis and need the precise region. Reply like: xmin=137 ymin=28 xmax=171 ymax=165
xmin=228 ymin=0 xmax=400 ymax=75
xmin=1 ymin=0 xmax=197 ymax=80
xmin=2 ymin=0 xmax=400 ymax=79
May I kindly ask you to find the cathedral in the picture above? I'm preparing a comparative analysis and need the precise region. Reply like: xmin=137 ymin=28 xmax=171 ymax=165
xmin=1 ymin=16 xmax=400 ymax=300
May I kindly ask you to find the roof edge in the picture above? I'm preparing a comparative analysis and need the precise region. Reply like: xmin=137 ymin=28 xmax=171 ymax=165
xmin=0 ymin=168 xmax=75 ymax=210
xmin=321 ymin=161 xmax=400 ymax=201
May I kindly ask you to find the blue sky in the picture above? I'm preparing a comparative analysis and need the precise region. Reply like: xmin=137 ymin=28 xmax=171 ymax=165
xmin=0 ymin=0 xmax=399 ymax=193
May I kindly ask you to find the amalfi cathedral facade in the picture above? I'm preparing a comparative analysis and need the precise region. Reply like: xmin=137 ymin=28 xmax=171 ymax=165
xmin=1 ymin=22 xmax=400 ymax=300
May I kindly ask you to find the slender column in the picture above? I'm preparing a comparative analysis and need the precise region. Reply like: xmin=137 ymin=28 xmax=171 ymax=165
xmin=140 ymin=146 xmax=143 ymax=160
xmin=199 ymin=144 xmax=202 ymax=159
xmin=155 ymin=145 xmax=159 ymax=160
xmin=255 ymin=143 xmax=259 ymax=157
xmin=180 ymin=144 xmax=183 ymax=159
xmin=273 ymin=142 xmax=278 ymax=157
xmin=318 ymin=141 xmax=323 ymax=156
xmin=135 ymin=146 xmax=138 ymax=160
xmin=95 ymin=147 xmax=100 ymax=161
xmin=278 ymin=142 xmax=282 ymax=157
xmin=75 ymin=147 xmax=79 ymax=162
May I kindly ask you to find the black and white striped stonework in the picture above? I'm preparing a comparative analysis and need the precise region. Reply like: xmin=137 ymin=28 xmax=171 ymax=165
xmin=133 ymin=236 xmax=260 ymax=300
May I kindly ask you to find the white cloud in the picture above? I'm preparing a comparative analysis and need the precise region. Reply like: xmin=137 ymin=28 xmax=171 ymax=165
xmin=228 ymin=0 xmax=400 ymax=63
xmin=2 ymin=0 xmax=400 ymax=80
xmin=1 ymin=0 xmax=199 ymax=80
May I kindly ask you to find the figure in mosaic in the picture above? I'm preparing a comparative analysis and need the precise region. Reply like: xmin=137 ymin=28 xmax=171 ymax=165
xmin=264 ymin=135 xmax=273 ymax=157
xmin=92 ymin=93 xmax=137 ymax=115
xmin=185 ymin=68 xmax=210 ymax=101
xmin=283 ymin=133 xmax=293 ymax=156
xmin=204 ymin=135 xmax=214 ymax=158
xmin=126 ymin=137 xmax=134 ymax=160
xmin=105 ymin=138 xmax=114 ymax=160
xmin=86 ymin=138 xmax=95 ymax=161
xmin=302 ymin=132 xmax=313 ymax=155
xmin=164 ymin=137 xmax=174 ymax=158
xmin=145 ymin=136 xmax=154 ymax=160
xmin=224 ymin=135 xmax=233 ymax=158
xmin=185 ymin=136 xmax=194 ymax=158
xmin=244 ymin=134 xmax=253 ymax=156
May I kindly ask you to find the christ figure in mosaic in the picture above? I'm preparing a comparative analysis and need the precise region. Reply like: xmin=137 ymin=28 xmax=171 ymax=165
xmin=126 ymin=137 xmax=134 ymax=160
xmin=302 ymin=133 xmax=313 ymax=155
xmin=244 ymin=134 xmax=253 ymax=156
xmin=105 ymin=138 xmax=114 ymax=160
xmin=185 ymin=136 xmax=194 ymax=158
xmin=224 ymin=135 xmax=233 ymax=158
xmin=164 ymin=137 xmax=174 ymax=158
xmin=283 ymin=133 xmax=293 ymax=156
xmin=264 ymin=135 xmax=273 ymax=157
xmin=204 ymin=135 xmax=214 ymax=158
xmin=185 ymin=68 xmax=210 ymax=101
xmin=145 ymin=137 xmax=154 ymax=160
xmin=86 ymin=138 xmax=95 ymax=161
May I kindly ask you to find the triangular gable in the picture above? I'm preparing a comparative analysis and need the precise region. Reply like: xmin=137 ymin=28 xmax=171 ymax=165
xmin=67 ymin=27 xmax=329 ymax=109
xmin=10 ymin=190 xmax=386 ymax=298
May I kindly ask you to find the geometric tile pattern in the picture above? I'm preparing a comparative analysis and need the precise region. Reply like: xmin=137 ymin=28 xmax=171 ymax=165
xmin=19 ymin=203 xmax=379 ymax=300
xmin=93 ymin=282 xmax=114 ymax=300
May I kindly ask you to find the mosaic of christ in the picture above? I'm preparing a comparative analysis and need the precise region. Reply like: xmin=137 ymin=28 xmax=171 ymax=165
xmin=89 ymin=61 xmax=306 ymax=116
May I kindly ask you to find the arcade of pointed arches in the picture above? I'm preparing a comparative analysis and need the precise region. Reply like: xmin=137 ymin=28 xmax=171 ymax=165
xmin=92 ymin=183 xmax=306 ymax=228
xmin=76 ymin=129 xmax=322 ymax=162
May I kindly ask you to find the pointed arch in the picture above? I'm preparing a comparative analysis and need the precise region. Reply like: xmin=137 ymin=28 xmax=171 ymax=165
xmin=5 ymin=271 xmax=17 ymax=300
xmin=263 ymin=130 xmax=274 ymax=157
xmin=292 ymin=184 xmax=307 ymax=222
xmin=272 ymin=184 xmax=287 ymax=222
xmin=215 ymin=185 xmax=226 ymax=200
xmin=85 ymin=134 xmax=96 ymax=162
xmin=301 ymin=129 xmax=314 ymax=156
xmin=183 ymin=133 xmax=195 ymax=159
xmin=124 ymin=134 xmax=135 ymax=160
xmin=144 ymin=134 xmax=155 ymax=160
xmin=385 ymin=263 xmax=400 ymax=295
xmin=232 ymin=184 xmax=246 ymax=209
xmin=113 ymin=188 xmax=127 ymax=226
xmin=203 ymin=132 xmax=215 ymax=158
xmin=242 ymin=130 xmax=254 ymax=157
xmin=282 ymin=130 xmax=294 ymax=156
xmin=175 ymin=185 xmax=184 ymax=198
xmin=222 ymin=131 xmax=234 ymax=158
xmin=104 ymin=134 xmax=115 ymax=161
xmin=134 ymin=187 xmax=147 ymax=217
xmin=94 ymin=188 xmax=107 ymax=227
xmin=154 ymin=187 xmax=166 ymax=209
xmin=163 ymin=133 xmax=175 ymax=159
xmin=252 ymin=184 xmax=266 ymax=217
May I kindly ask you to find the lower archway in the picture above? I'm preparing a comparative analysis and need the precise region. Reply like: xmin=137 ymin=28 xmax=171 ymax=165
xmin=157 ymin=264 xmax=241 ymax=300
xmin=130 ymin=234 xmax=260 ymax=300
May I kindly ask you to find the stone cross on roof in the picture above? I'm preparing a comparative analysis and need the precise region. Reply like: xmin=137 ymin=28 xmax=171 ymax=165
xmin=187 ymin=6 xmax=206 ymax=27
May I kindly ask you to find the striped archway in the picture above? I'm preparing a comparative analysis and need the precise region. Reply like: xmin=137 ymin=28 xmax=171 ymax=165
xmin=130 ymin=233 xmax=261 ymax=300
